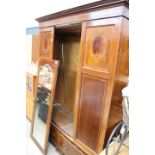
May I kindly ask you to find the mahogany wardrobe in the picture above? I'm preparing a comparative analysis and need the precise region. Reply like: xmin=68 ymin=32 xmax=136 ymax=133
xmin=33 ymin=0 xmax=129 ymax=154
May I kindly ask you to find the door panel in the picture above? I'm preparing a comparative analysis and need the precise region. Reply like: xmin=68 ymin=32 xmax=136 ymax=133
xmin=83 ymin=25 xmax=114 ymax=73
xmin=39 ymin=27 xmax=54 ymax=58
xmin=77 ymin=74 xmax=107 ymax=152
xmin=82 ymin=18 xmax=120 ymax=76
xmin=74 ymin=18 xmax=121 ymax=154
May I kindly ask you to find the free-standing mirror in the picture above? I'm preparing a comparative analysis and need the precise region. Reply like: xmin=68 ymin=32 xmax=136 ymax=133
xmin=31 ymin=58 xmax=59 ymax=155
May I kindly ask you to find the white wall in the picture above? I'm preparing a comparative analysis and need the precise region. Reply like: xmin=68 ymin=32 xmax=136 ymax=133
xmin=25 ymin=0 xmax=100 ymax=27
xmin=26 ymin=35 xmax=32 ymax=66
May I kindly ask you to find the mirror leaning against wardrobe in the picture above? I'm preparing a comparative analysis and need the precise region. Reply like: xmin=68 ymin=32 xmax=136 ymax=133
xmin=31 ymin=58 xmax=59 ymax=155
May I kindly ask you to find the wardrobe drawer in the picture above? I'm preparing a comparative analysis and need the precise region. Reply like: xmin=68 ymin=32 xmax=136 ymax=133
xmin=63 ymin=140 xmax=85 ymax=155
xmin=50 ymin=124 xmax=65 ymax=148
xmin=49 ymin=124 xmax=85 ymax=155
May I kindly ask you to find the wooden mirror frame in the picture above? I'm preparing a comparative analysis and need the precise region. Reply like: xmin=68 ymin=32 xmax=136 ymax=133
xmin=31 ymin=57 xmax=59 ymax=155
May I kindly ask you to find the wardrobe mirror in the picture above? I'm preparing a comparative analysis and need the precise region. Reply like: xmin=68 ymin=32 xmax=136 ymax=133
xmin=31 ymin=58 xmax=59 ymax=155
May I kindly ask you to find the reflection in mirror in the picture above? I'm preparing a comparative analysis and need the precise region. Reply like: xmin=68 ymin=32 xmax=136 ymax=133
xmin=31 ymin=58 xmax=59 ymax=154
xmin=33 ymin=64 xmax=52 ymax=147
xmin=27 ymin=76 xmax=32 ymax=93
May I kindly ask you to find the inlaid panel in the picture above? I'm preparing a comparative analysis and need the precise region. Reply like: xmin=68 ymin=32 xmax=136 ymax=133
xmin=83 ymin=25 xmax=115 ymax=73
xmin=77 ymin=74 xmax=107 ymax=152
xmin=40 ymin=31 xmax=53 ymax=58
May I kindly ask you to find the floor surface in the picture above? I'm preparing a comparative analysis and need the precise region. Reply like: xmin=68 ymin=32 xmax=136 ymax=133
xmin=26 ymin=119 xmax=61 ymax=155
xmin=100 ymin=137 xmax=129 ymax=155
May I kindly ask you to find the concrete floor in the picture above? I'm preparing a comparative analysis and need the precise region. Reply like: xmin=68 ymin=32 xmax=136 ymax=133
xmin=26 ymin=119 xmax=61 ymax=155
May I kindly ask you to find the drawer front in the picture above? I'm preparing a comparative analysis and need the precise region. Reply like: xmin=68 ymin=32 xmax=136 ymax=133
xmin=49 ymin=124 xmax=85 ymax=155
xmin=63 ymin=141 xmax=85 ymax=155
xmin=50 ymin=125 xmax=64 ymax=148
xmin=26 ymin=96 xmax=34 ymax=121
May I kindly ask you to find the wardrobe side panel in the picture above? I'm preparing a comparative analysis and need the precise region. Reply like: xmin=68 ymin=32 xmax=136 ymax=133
xmin=105 ymin=17 xmax=129 ymax=145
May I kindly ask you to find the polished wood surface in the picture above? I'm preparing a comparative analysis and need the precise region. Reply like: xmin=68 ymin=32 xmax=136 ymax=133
xmin=52 ymin=104 xmax=74 ymax=136
xmin=61 ymin=36 xmax=80 ymax=112
xmin=74 ymin=17 xmax=122 ymax=154
xmin=49 ymin=123 xmax=86 ymax=155
xmin=83 ymin=23 xmax=116 ymax=73
xmin=34 ymin=1 xmax=129 ymax=154
xmin=96 ymin=20 xmax=122 ymax=154
xmin=36 ymin=0 xmax=128 ymax=22
xmin=105 ymin=17 xmax=129 ymax=145
xmin=26 ymin=95 xmax=34 ymax=120
xmin=55 ymin=23 xmax=81 ymax=35
xmin=39 ymin=6 xmax=128 ymax=28
xmin=53 ymin=35 xmax=80 ymax=112
xmin=26 ymin=73 xmax=36 ymax=120
xmin=32 ymin=35 xmax=40 ymax=63
xmin=77 ymin=74 xmax=107 ymax=152
xmin=39 ymin=27 xmax=54 ymax=58
xmin=84 ymin=26 xmax=112 ymax=71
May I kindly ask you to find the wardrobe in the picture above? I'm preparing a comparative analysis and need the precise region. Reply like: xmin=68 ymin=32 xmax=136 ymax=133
xmin=34 ymin=0 xmax=129 ymax=154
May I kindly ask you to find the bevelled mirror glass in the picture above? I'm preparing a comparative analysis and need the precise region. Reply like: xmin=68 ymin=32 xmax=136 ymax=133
xmin=31 ymin=58 xmax=59 ymax=155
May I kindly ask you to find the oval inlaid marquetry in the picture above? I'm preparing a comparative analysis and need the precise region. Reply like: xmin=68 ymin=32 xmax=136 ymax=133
xmin=93 ymin=36 xmax=106 ymax=56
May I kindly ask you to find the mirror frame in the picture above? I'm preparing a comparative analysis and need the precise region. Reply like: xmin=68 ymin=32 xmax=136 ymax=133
xmin=31 ymin=57 xmax=59 ymax=155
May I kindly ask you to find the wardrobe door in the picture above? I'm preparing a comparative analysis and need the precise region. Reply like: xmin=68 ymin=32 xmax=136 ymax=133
xmin=77 ymin=75 xmax=107 ymax=151
xmin=75 ymin=17 xmax=122 ymax=154
xmin=39 ymin=27 xmax=54 ymax=58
